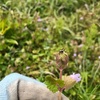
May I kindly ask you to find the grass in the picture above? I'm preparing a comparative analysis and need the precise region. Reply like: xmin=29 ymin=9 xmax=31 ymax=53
xmin=0 ymin=0 xmax=100 ymax=100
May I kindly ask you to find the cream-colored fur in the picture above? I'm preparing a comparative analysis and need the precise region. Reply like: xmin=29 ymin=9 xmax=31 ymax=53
xmin=8 ymin=79 xmax=69 ymax=100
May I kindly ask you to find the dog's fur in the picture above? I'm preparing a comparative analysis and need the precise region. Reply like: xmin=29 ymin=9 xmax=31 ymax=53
xmin=8 ymin=79 xmax=69 ymax=100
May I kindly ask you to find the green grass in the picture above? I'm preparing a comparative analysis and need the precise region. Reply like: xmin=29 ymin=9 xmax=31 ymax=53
xmin=0 ymin=0 xmax=100 ymax=100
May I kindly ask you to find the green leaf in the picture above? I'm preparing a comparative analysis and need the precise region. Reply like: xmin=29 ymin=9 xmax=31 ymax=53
xmin=45 ymin=76 xmax=58 ymax=92
xmin=56 ymin=79 xmax=65 ymax=88
xmin=0 ymin=44 xmax=7 ymax=51
xmin=0 ymin=65 xmax=7 ymax=71
xmin=45 ymin=76 xmax=65 ymax=92
xmin=84 ymin=24 xmax=98 ymax=46
xmin=5 ymin=39 xmax=18 ymax=45
xmin=45 ymin=80 xmax=58 ymax=92
xmin=45 ymin=75 xmax=57 ymax=84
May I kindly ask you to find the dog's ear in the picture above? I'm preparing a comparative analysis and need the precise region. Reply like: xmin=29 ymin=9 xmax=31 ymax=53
xmin=8 ymin=79 xmax=21 ymax=100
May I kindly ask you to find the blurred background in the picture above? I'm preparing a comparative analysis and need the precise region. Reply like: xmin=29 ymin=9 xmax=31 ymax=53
xmin=0 ymin=0 xmax=100 ymax=100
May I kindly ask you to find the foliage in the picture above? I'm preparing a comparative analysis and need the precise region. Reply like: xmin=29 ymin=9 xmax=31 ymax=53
xmin=45 ymin=75 xmax=65 ymax=93
xmin=0 ymin=0 xmax=100 ymax=100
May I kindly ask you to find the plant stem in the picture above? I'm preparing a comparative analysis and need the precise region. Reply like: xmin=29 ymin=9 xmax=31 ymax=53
xmin=58 ymin=91 xmax=62 ymax=100
xmin=59 ymin=68 xmax=63 ymax=80
xmin=58 ymin=68 xmax=63 ymax=100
